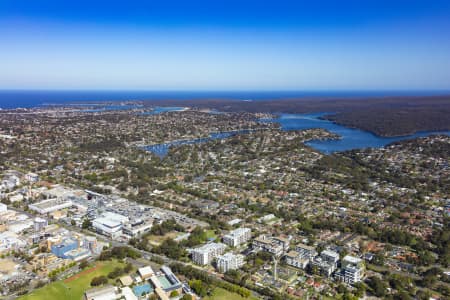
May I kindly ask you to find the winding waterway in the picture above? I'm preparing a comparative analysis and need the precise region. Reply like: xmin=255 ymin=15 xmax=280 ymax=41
xmin=263 ymin=113 xmax=450 ymax=154
xmin=140 ymin=107 xmax=187 ymax=115
xmin=139 ymin=108 xmax=449 ymax=157
xmin=142 ymin=130 xmax=253 ymax=158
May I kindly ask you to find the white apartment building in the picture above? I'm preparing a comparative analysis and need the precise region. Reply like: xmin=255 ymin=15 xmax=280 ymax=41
xmin=321 ymin=250 xmax=340 ymax=266
xmin=310 ymin=250 xmax=340 ymax=277
xmin=223 ymin=228 xmax=251 ymax=247
xmin=217 ymin=252 xmax=245 ymax=273
xmin=311 ymin=257 xmax=337 ymax=277
xmin=284 ymin=250 xmax=309 ymax=269
xmin=252 ymin=235 xmax=285 ymax=256
xmin=335 ymin=265 xmax=363 ymax=284
xmin=257 ymin=214 xmax=276 ymax=223
xmin=341 ymin=255 xmax=364 ymax=268
xmin=191 ymin=243 xmax=226 ymax=265
xmin=335 ymin=255 xmax=365 ymax=284
xmin=272 ymin=236 xmax=290 ymax=252
xmin=295 ymin=243 xmax=317 ymax=259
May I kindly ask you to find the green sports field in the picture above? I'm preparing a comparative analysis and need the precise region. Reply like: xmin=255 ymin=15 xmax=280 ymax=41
xmin=205 ymin=288 xmax=260 ymax=300
xmin=19 ymin=260 xmax=124 ymax=300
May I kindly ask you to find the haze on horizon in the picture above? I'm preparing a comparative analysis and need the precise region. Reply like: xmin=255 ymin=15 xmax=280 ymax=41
xmin=1 ymin=0 xmax=450 ymax=91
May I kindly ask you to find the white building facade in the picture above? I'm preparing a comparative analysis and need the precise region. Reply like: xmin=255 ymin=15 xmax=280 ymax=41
xmin=92 ymin=217 xmax=122 ymax=238
xmin=223 ymin=228 xmax=251 ymax=247
xmin=295 ymin=243 xmax=317 ymax=259
xmin=217 ymin=252 xmax=245 ymax=273
xmin=335 ymin=255 xmax=365 ymax=284
xmin=252 ymin=235 xmax=284 ymax=256
xmin=191 ymin=243 xmax=226 ymax=265
xmin=285 ymin=251 xmax=309 ymax=269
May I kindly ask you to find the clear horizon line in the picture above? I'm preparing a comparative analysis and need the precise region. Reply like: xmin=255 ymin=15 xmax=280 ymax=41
xmin=1 ymin=88 xmax=450 ymax=92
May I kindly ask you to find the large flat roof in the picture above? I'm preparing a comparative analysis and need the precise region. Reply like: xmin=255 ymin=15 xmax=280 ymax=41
xmin=296 ymin=243 xmax=315 ymax=251
xmin=93 ymin=217 xmax=122 ymax=228
xmin=322 ymin=250 xmax=339 ymax=258
xmin=343 ymin=255 xmax=362 ymax=264
xmin=119 ymin=275 xmax=134 ymax=286
xmin=138 ymin=266 xmax=154 ymax=277
xmin=30 ymin=198 xmax=72 ymax=209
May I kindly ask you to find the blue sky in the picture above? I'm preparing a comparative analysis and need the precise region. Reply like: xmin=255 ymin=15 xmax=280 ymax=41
xmin=1 ymin=0 xmax=450 ymax=90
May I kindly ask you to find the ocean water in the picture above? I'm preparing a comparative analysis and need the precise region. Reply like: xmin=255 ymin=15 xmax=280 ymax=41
xmin=0 ymin=90 xmax=448 ymax=109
